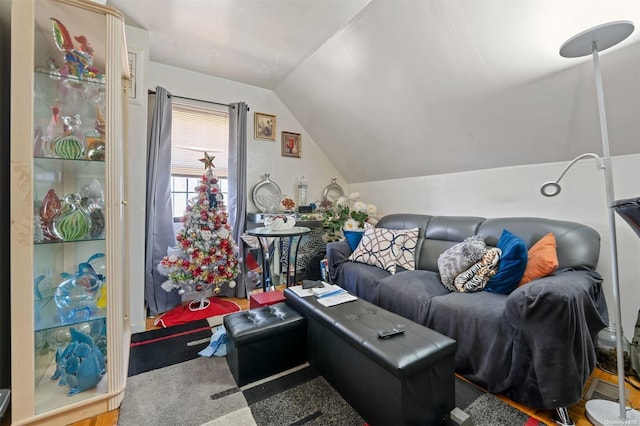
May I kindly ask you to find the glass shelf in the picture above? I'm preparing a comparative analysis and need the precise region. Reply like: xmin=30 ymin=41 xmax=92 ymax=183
xmin=34 ymin=294 xmax=106 ymax=332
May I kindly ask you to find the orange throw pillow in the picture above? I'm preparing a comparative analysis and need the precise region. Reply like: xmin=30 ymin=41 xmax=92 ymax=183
xmin=518 ymin=233 xmax=559 ymax=286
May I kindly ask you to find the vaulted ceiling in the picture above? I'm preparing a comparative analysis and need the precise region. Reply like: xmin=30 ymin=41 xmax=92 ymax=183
xmin=108 ymin=0 xmax=640 ymax=183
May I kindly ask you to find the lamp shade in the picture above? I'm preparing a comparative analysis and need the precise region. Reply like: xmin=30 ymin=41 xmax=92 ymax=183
xmin=613 ymin=196 xmax=640 ymax=238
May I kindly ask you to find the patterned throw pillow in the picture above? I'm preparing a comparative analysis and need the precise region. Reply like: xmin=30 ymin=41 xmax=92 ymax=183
xmin=454 ymin=247 xmax=501 ymax=292
xmin=349 ymin=225 xmax=419 ymax=274
xmin=437 ymin=235 xmax=487 ymax=291
xmin=395 ymin=227 xmax=420 ymax=271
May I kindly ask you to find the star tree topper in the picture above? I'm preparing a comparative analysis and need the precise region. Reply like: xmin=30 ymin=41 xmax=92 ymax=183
xmin=199 ymin=152 xmax=216 ymax=170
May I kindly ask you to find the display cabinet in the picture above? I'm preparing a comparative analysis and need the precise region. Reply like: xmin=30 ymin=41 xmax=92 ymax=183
xmin=10 ymin=0 xmax=129 ymax=424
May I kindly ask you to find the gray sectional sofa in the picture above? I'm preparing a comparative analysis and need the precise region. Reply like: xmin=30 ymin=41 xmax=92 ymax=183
xmin=326 ymin=213 xmax=609 ymax=415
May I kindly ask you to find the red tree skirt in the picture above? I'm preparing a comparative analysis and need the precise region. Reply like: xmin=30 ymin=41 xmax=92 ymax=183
xmin=154 ymin=297 xmax=241 ymax=328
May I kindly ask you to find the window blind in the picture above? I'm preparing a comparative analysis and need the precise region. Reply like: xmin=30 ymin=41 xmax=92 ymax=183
xmin=171 ymin=102 xmax=229 ymax=177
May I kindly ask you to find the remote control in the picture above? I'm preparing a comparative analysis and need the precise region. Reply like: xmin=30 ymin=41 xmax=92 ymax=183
xmin=377 ymin=328 xmax=405 ymax=338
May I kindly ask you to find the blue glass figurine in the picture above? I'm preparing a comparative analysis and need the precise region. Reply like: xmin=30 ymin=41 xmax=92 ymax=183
xmin=54 ymin=260 xmax=103 ymax=321
xmin=51 ymin=327 xmax=106 ymax=396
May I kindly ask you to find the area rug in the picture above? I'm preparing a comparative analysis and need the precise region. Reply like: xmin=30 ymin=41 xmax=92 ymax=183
xmin=241 ymin=364 xmax=363 ymax=425
xmin=119 ymin=356 xmax=250 ymax=426
xmin=119 ymin=355 xmax=541 ymax=426
xmin=128 ymin=317 xmax=223 ymax=376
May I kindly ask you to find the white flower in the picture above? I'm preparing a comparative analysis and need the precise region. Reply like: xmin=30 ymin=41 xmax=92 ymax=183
xmin=335 ymin=196 xmax=347 ymax=206
xmin=352 ymin=201 xmax=367 ymax=213
xmin=343 ymin=218 xmax=361 ymax=231
xmin=366 ymin=204 xmax=377 ymax=215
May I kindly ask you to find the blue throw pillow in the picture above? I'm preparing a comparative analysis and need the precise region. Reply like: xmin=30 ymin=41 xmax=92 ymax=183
xmin=485 ymin=229 xmax=528 ymax=294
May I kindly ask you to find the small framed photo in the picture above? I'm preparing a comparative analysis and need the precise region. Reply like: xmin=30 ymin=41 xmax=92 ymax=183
xmin=281 ymin=131 xmax=302 ymax=158
xmin=254 ymin=112 xmax=276 ymax=141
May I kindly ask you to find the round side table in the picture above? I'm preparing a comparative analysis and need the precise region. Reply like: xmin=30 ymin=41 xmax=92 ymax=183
xmin=246 ymin=226 xmax=311 ymax=291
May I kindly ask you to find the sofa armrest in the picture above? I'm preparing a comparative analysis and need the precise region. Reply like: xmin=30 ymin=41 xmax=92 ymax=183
xmin=326 ymin=240 xmax=353 ymax=283
xmin=505 ymin=269 xmax=608 ymax=331
xmin=504 ymin=269 xmax=608 ymax=408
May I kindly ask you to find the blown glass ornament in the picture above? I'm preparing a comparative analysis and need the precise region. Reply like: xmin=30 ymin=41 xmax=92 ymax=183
xmin=51 ymin=115 xmax=87 ymax=159
xmin=53 ymin=193 xmax=91 ymax=241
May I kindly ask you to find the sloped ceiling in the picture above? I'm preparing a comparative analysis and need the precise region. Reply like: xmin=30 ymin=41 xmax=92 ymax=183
xmin=108 ymin=0 xmax=640 ymax=183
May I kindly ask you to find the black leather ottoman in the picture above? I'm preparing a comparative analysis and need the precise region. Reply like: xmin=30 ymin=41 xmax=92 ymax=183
xmin=223 ymin=302 xmax=306 ymax=386
xmin=284 ymin=288 xmax=456 ymax=425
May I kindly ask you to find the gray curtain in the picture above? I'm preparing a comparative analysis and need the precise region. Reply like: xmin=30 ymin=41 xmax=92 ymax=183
xmin=223 ymin=102 xmax=249 ymax=298
xmin=144 ymin=86 xmax=180 ymax=314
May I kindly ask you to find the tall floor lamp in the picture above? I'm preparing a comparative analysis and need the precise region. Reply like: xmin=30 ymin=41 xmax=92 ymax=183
xmin=540 ymin=20 xmax=637 ymax=426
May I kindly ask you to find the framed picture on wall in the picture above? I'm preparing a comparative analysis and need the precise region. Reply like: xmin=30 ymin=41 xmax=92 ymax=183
xmin=254 ymin=112 xmax=276 ymax=141
xmin=281 ymin=131 xmax=301 ymax=158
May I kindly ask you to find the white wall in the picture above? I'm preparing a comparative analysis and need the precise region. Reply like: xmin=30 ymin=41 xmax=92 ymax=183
xmin=124 ymin=41 xmax=345 ymax=331
xmin=124 ymin=25 xmax=149 ymax=333
xmin=351 ymin=154 xmax=640 ymax=334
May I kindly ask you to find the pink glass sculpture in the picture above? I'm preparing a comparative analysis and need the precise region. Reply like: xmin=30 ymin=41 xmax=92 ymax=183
xmin=39 ymin=189 xmax=62 ymax=241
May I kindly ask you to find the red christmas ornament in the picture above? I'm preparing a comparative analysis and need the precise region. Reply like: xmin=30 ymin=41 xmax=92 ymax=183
xmin=195 ymin=284 xmax=203 ymax=291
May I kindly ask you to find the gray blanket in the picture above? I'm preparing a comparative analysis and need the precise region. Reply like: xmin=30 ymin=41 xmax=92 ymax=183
xmin=329 ymin=239 xmax=608 ymax=409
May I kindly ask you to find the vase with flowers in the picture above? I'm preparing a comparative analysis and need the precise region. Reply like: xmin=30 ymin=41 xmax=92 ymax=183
xmin=321 ymin=193 xmax=377 ymax=249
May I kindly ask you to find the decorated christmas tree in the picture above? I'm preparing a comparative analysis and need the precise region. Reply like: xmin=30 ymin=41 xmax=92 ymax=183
xmin=158 ymin=153 xmax=239 ymax=309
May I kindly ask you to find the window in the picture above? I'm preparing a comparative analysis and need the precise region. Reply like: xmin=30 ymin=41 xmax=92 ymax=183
xmin=170 ymin=100 xmax=229 ymax=220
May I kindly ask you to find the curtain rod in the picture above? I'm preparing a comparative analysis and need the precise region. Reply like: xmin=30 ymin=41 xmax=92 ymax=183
xmin=147 ymin=90 xmax=249 ymax=110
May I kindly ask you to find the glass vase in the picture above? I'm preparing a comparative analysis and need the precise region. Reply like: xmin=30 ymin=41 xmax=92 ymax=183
xmin=596 ymin=322 xmax=633 ymax=375
xmin=39 ymin=188 xmax=62 ymax=241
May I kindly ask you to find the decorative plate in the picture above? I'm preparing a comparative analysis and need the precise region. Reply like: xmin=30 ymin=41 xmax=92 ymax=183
xmin=322 ymin=178 xmax=344 ymax=202
xmin=252 ymin=174 xmax=282 ymax=213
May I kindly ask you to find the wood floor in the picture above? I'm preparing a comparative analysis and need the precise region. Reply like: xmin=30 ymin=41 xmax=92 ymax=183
xmin=68 ymin=292 xmax=639 ymax=426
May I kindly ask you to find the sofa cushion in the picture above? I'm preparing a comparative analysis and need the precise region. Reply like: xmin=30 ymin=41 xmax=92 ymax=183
xmin=518 ymin=233 xmax=558 ymax=286
xmin=437 ymin=235 xmax=487 ymax=291
xmin=376 ymin=270 xmax=450 ymax=324
xmin=336 ymin=260 xmax=391 ymax=303
xmin=485 ymin=229 xmax=527 ymax=294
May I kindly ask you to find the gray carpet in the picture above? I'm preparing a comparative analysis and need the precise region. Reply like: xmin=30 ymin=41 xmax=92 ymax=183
xmin=119 ymin=357 xmax=537 ymax=426
xmin=118 ymin=357 xmax=250 ymax=426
